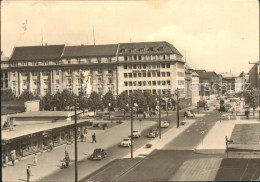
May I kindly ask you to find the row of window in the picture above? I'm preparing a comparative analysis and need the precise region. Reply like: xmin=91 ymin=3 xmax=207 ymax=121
xmin=124 ymin=80 xmax=171 ymax=87
xmin=123 ymin=54 xmax=170 ymax=61
xmin=120 ymin=47 xmax=164 ymax=53
xmin=124 ymin=72 xmax=171 ymax=78
xmin=125 ymin=89 xmax=171 ymax=95
xmin=123 ymin=63 xmax=170 ymax=70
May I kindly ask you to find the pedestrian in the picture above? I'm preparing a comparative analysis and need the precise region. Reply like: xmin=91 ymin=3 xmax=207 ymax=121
xmin=5 ymin=155 xmax=9 ymax=166
xmin=143 ymin=112 xmax=146 ymax=119
xmin=228 ymin=114 xmax=230 ymax=120
xmin=10 ymin=152 xmax=15 ymax=166
xmin=65 ymin=155 xmax=70 ymax=168
xmin=92 ymin=133 xmax=96 ymax=143
xmin=65 ymin=147 xmax=68 ymax=157
xmin=27 ymin=166 xmax=31 ymax=182
xmin=33 ymin=154 xmax=37 ymax=166
xmin=81 ymin=133 xmax=84 ymax=142
xmin=49 ymin=142 xmax=53 ymax=151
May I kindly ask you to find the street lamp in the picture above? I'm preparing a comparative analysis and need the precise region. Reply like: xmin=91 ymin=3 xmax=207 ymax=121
xmin=74 ymin=99 xmax=78 ymax=182
xmin=139 ymin=119 xmax=142 ymax=132
xmin=108 ymin=103 xmax=111 ymax=120
xmin=175 ymin=88 xmax=180 ymax=128
xmin=155 ymin=93 xmax=162 ymax=139
xmin=201 ymin=131 xmax=205 ymax=144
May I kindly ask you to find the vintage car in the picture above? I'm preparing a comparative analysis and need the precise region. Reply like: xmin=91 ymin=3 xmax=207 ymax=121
xmin=89 ymin=148 xmax=107 ymax=160
xmin=120 ymin=138 xmax=132 ymax=147
xmin=160 ymin=121 xmax=170 ymax=128
xmin=132 ymin=130 xmax=141 ymax=138
xmin=147 ymin=129 xmax=157 ymax=138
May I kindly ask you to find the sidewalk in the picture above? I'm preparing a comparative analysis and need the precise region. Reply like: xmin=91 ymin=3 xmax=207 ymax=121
xmin=2 ymin=119 xmax=157 ymax=182
xmin=195 ymin=119 xmax=259 ymax=154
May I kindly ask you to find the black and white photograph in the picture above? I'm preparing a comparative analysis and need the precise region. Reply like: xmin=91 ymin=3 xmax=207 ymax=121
xmin=1 ymin=0 xmax=259 ymax=181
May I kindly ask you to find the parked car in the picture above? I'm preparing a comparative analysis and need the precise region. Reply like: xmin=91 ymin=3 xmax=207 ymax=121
xmin=147 ymin=129 xmax=157 ymax=138
xmin=132 ymin=130 xmax=141 ymax=138
xmin=161 ymin=121 xmax=169 ymax=128
xmin=89 ymin=148 xmax=107 ymax=160
xmin=121 ymin=138 xmax=132 ymax=147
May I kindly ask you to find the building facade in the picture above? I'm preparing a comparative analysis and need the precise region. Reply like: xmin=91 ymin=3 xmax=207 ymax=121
xmin=1 ymin=51 xmax=9 ymax=91
xmin=249 ymin=62 xmax=259 ymax=89
xmin=4 ymin=41 xmax=187 ymax=99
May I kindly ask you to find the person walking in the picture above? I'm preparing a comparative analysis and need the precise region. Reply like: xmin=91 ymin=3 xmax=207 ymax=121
xmin=92 ymin=133 xmax=96 ymax=143
xmin=27 ymin=166 xmax=31 ymax=182
xmin=10 ymin=152 xmax=15 ymax=166
xmin=33 ymin=154 xmax=37 ymax=166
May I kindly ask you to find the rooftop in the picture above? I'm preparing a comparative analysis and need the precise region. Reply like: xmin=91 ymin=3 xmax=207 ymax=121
xmin=2 ymin=119 xmax=90 ymax=140
xmin=118 ymin=41 xmax=182 ymax=56
xmin=9 ymin=111 xmax=77 ymax=118
xmin=10 ymin=45 xmax=65 ymax=61
xmin=62 ymin=44 xmax=118 ymax=58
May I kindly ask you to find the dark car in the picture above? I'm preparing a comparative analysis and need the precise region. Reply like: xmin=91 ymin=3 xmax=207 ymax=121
xmin=90 ymin=148 xmax=107 ymax=160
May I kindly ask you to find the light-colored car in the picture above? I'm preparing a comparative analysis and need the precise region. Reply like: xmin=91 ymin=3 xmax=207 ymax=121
xmin=132 ymin=130 xmax=141 ymax=138
xmin=161 ymin=121 xmax=169 ymax=128
xmin=147 ymin=129 xmax=157 ymax=138
xmin=121 ymin=138 xmax=132 ymax=147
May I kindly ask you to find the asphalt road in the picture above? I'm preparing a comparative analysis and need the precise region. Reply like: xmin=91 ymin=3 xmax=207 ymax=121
xmin=38 ymin=103 xmax=199 ymax=181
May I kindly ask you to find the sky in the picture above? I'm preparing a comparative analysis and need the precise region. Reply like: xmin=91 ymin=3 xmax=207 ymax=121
xmin=1 ymin=0 xmax=259 ymax=76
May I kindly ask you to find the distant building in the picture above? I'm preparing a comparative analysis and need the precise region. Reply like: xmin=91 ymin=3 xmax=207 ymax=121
xmin=235 ymin=72 xmax=249 ymax=93
xmin=1 ymin=51 xmax=9 ymax=91
xmin=248 ymin=62 xmax=259 ymax=89
xmin=194 ymin=70 xmax=221 ymax=97
xmin=220 ymin=72 xmax=236 ymax=94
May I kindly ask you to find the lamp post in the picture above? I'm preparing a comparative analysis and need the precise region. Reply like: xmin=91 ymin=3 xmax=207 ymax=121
xmin=130 ymin=96 xmax=134 ymax=159
xmin=108 ymin=103 xmax=111 ymax=120
xmin=175 ymin=89 xmax=180 ymax=128
xmin=201 ymin=131 xmax=204 ymax=144
xmin=74 ymin=99 xmax=78 ymax=182
xmin=139 ymin=119 xmax=142 ymax=132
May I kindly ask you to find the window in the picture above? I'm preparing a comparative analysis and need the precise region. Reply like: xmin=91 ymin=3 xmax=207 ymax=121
xmin=13 ymin=72 xmax=16 ymax=77
xmin=124 ymin=65 xmax=127 ymax=69
xmin=163 ymin=55 xmax=166 ymax=59
xmin=167 ymin=72 xmax=171 ymax=77
xmin=33 ymin=79 xmax=37 ymax=86
xmin=124 ymin=56 xmax=128 ymax=61
xmin=167 ymin=80 xmax=171 ymax=85
xmin=152 ymin=89 xmax=156 ymax=94
xmin=133 ymin=65 xmax=137 ymax=69
xmin=152 ymin=65 xmax=156 ymax=69
xmin=157 ymin=64 xmax=160 ymax=68
xmin=133 ymin=81 xmax=137 ymax=86
xmin=138 ymin=73 xmax=142 ymax=77
xmin=77 ymin=78 xmax=81 ymax=85
xmin=133 ymin=73 xmax=137 ymax=78
xmin=23 ymin=80 xmax=27 ymax=86
xmin=162 ymin=81 xmax=166 ymax=85
xmin=128 ymin=73 xmax=132 ymax=78
xmin=124 ymin=82 xmax=128 ymax=86
xmin=56 ymin=80 xmax=59 ymax=85
xmin=158 ymin=47 xmax=163 ymax=51
xmin=148 ymin=72 xmax=151 ymax=77
xmin=124 ymin=73 xmax=128 ymax=78
xmin=162 ymin=64 xmax=165 ymax=68
xmin=129 ymin=90 xmax=133 ymax=94
xmin=138 ymin=81 xmax=142 ymax=86
xmin=134 ymin=56 xmax=137 ymax=60
xmin=21 ymin=72 xmax=28 ymax=76
xmin=97 ymin=58 xmax=101 ymax=63
xmin=108 ymin=70 xmax=112 ymax=74
xmin=143 ymin=81 xmax=146 ymax=86
xmin=178 ymin=80 xmax=184 ymax=85
xmin=12 ymin=81 xmax=16 ymax=86
xmin=152 ymin=72 xmax=156 ymax=77
xmin=108 ymin=58 xmax=112 ymax=63
xmin=32 ymin=71 xmax=37 ymax=76
xmin=129 ymin=81 xmax=132 ymax=86
xmin=138 ymin=56 xmax=142 ymax=60
xmin=68 ymin=59 xmax=71 ymax=64
xmin=157 ymin=81 xmax=161 ymax=85
xmin=143 ymin=73 xmax=146 ymax=77
xmin=98 ymin=77 xmax=102 ymax=84
xmin=67 ymin=70 xmax=72 ymax=75
xmin=143 ymin=64 xmax=146 ymax=69
xmin=152 ymin=55 xmax=156 ymax=60
xmin=97 ymin=70 xmax=102 ymax=75
xmin=128 ymin=65 xmax=132 ymax=69
xmin=152 ymin=81 xmax=156 ymax=86
xmin=137 ymin=65 xmax=141 ymax=69
xmin=166 ymin=63 xmax=170 ymax=68
xmin=177 ymin=63 xmax=184 ymax=69
xmin=157 ymin=72 xmax=161 ymax=77
xmin=162 ymin=72 xmax=165 ymax=77
xmin=108 ymin=77 xmax=113 ymax=84
xmin=177 ymin=72 xmax=184 ymax=77
xmin=121 ymin=49 xmax=125 ymax=53
xmin=139 ymin=48 xmax=144 ymax=52
xmin=44 ymin=79 xmax=49 ymax=85
xmin=68 ymin=78 xmax=72 ymax=85
xmin=148 ymin=81 xmax=151 ymax=86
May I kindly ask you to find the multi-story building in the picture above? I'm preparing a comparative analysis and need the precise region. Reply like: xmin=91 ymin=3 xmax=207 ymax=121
xmin=5 ymin=41 xmax=187 ymax=99
xmin=221 ymin=72 xmax=236 ymax=94
xmin=235 ymin=72 xmax=249 ymax=93
xmin=249 ymin=62 xmax=259 ymax=89
xmin=1 ymin=51 xmax=9 ymax=91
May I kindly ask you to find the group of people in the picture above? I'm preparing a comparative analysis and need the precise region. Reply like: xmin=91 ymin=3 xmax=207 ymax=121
xmin=3 ymin=152 xmax=15 ymax=167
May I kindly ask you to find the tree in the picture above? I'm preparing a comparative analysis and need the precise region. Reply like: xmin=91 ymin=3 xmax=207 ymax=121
xmin=143 ymin=91 xmax=157 ymax=111
xmin=102 ymin=91 xmax=116 ymax=111
xmin=131 ymin=90 xmax=147 ymax=110
xmin=117 ymin=91 xmax=130 ymax=120
xmin=1 ymin=89 xmax=17 ymax=101
xmin=60 ymin=89 xmax=77 ymax=110
xmin=77 ymin=93 xmax=88 ymax=113
xmin=51 ymin=92 xmax=63 ymax=111
xmin=88 ymin=91 xmax=103 ymax=114
xmin=244 ymin=88 xmax=258 ymax=118
xmin=19 ymin=90 xmax=35 ymax=101
xmin=40 ymin=92 xmax=53 ymax=111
